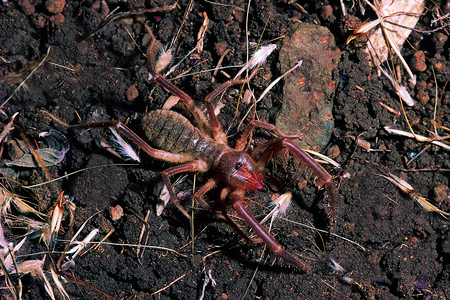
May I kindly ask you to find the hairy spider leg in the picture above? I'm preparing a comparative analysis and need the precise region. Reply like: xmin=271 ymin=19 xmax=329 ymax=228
xmin=70 ymin=121 xmax=196 ymax=163
xmin=161 ymin=160 xmax=210 ymax=219
xmin=217 ymin=187 xmax=256 ymax=244
xmin=229 ymin=190 xmax=311 ymax=273
xmin=251 ymin=137 xmax=336 ymax=221
xmin=192 ymin=177 xmax=218 ymax=214
xmin=202 ymin=70 xmax=258 ymax=144
xmin=235 ymin=119 xmax=300 ymax=152
xmin=147 ymin=40 xmax=210 ymax=137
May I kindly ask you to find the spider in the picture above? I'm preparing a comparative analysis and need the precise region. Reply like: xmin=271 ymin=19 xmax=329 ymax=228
xmin=69 ymin=37 xmax=336 ymax=273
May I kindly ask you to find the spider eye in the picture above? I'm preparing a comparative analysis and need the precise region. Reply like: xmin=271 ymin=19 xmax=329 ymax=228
xmin=235 ymin=162 xmax=243 ymax=170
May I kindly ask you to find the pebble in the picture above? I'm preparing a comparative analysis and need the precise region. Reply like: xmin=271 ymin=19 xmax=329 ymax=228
xmin=434 ymin=184 xmax=449 ymax=203
xmin=214 ymin=41 xmax=228 ymax=57
xmin=319 ymin=5 xmax=335 ymax=23
xmin=110 ymin=205 xmax=124 ymax=221
xmin=415 ymin=80 xmax=429 ymax=104
xmin=46 ymin=0 xmax=66 ymax=14
xmin=432 ymin=32 xmax=448 ymax=52
xmin=18 ymin=0 xmax=35 ymax=15
xmin=327 ymin=145 xmax=340 ymax=159
xmin=233 ymin=6 xmax=245 ymax=23
xmin=50 ymin=13 xmax=65 ymax=25
xmin=410 ymin=51 xmax=427 ymax=72
xmin=126 ymin=84 xmax=139 ymax=102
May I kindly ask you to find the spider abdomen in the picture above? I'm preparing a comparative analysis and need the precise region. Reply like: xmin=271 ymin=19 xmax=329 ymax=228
xmin=142 ymin=110 xmax=217 ymax=157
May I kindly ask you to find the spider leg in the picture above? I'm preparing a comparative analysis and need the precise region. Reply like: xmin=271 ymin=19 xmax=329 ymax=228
xmin=70 ymin=120 xmax=198 ymax=163
xmin=147 ymin=39 xmax=211 ymax=137
xmin=236 ymin=120 xmax=299 ymax=151
xmin=203 ymin=71 xmax=258 ymax=144
xmin=218 ymin=188 xmax=255 ymax=244
xmin=162 ymin=160 xmax=210 ymax=219
xmin=147 ymin=34 xmax=258 ymax=144
xmin=229 ymin=190 xmax=311 ymax=272
xmin=193 ymin=177 xmax=218 ymax=215
xmin=253 ymin=137 xmax=336 ymax=221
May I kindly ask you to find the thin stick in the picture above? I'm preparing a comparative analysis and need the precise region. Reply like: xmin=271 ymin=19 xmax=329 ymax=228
xmin=151 ymin=274 xmax=186 ymax=295
xmin=85 ymin=1 xmax=179 ymax=39
xmin=22 ymin=163 xmax=139 ymax=188
xmin=212 ymin=49 xmax=230 ymax=83
xmin=283 ymin=218 xmax=366 ymax=251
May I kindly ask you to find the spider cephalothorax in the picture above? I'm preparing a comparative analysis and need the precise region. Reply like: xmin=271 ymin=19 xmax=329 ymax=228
xmin=215 ymin=151 xmax=264 ymax=192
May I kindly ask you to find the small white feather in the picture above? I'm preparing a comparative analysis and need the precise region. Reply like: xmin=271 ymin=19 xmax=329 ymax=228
xmin=110 ymin=128 xmax=140 ymax=162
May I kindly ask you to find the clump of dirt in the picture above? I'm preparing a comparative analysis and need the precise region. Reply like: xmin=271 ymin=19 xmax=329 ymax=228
xmin=0 ymin=0 xmax=449 ymax=299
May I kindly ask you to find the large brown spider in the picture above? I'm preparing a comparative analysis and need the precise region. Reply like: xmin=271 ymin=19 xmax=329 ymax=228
xmin=70 ymin=38 xmax=336 ymax=273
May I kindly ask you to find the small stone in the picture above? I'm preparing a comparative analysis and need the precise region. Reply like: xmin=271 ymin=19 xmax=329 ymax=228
xmin=46 ymin=0 xmax=66 ymax=14
xmin=126 ymin=84 xmax=139 ymax=102
xmin=50 ymin=13 xmax=65 ymax=25
xmin=327 ymin=145 xmax=340 ymax=159
xmin=366 ymin=250 xmax=381 ymax=265
xmin=233 ymin=6 xmax=245 ymax=23
xmin=416 ymin=90 xmax=429 ymax=105
xmin=431 ymin=32 xmax=448 ymax=52
xmin=18 ymin=0 xmax=35 ymax=15
xmin=415 ymin=80 xmax=428 ymax=104
xmin=415 ymin=80 xmax=426 ymax=91
xmin=110 ymin=205 xmax=124 ymax=221
xmin=319 ymin=5 xmax=335 ymax=23
xmin=214 ymin=41 xmax=228 ymax=57
xmin=434 ymin=184 xmax=449 ymax=203
xmin=410 ymin=51 xmax=427 ymax=72
xmin=33 ymin=13 xmax=47 ymax=28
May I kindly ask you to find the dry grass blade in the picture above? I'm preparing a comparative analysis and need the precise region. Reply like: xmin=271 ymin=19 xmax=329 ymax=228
xmin=0 ymin=214 xmax=10 ymax=250
xmin=1 ymin=237 xmax=27 ymax=272
xmin=109 ymin=128 xmax=140 ymax=162
xmin=379 ymin=171 xmax=450 ymax=219
xmin=66 ymin=229 xmax=99 ymax=259
xmin=384 ymin=126 xmax=450 ymax=150
xmin=196 ymin=12 xmax=209 ymax=53
xmin=303 ymin=149 xmax=341 ymax=169
xmin=42 ymin=192 xmax=68 ymax=246
xmin=283 ymin=218 xmax=366 ymax=251
xmin=85 ymin=0 xmax=179 ymax=39
xmin=4 ymin=214 xmax=49 ymax=239
xmin=378 ymin=64 xmax=414 ymax=106
xmin=0 ymin=112 xmax=18 ymax=144
xmin=0 ymin=185 xmax=45 ymax=217
xmin=34 ymin=263 xmax=55 ymax=300
xmin=5 ymin=256 xmax=57 ymax=300
xmin=50 ymin=265 xmax=70 ymax=300
xmin=150 ymin=273 xmax=186 ymax=296
xmin=260 ymin=192 xmax=292 ymax=225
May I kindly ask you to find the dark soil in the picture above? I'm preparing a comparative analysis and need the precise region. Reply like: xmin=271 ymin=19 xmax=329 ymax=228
xmin=1 ymin=0 xmax=450 ymax=299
